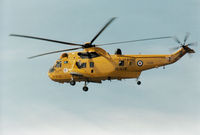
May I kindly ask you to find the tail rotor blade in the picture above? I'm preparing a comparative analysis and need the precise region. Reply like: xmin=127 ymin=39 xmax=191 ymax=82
xmin=183 ymin=32 xmax=190 ymax=45
xmin=169 ymin=46 xmax=180 ymax=52
xmin=188 ymin=53 xmax=193 ymax=58
xmin=187 ymin=42 xmax=198 ymax=47
xmin=173 ymin=36 xmax=182 ymax=45
xmin=172 ymin=33 xmax=196 ymax=52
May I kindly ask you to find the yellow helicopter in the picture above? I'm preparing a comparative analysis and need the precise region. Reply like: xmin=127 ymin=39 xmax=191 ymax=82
xmin=10 ymin=17 xmax=196 ymax=91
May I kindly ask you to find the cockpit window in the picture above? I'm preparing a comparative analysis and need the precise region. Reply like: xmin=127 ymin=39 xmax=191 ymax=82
xmin=90 ymin=62 xmax=94 ymax=68
xmin=64 ymin=61 xmax=68 ymax=64
xmin=76 ymin=62 xmax=86 ymax=69
xmin=119 ymin=60 xmax=124 ymax=66
xmin=55 ymin=61 xmax=62 ymax=68
xmin=78 ymin=52 xmax=100 ymax=59
xmin=49 ymin=67 xmax=55 ymax=73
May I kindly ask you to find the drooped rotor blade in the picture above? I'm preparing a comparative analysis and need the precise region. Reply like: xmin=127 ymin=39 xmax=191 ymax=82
xmin=183 ymin=32 xmax=190 ymax=45
xmin=90 ymin=17 xmax=116 ymax=44
xmin=96 ymin=36 xmax=172 ymax=46
xmin=10 ymin=34 xmax=83 ymax=46
xmin=173 ymin=36 xmax=182 ymax=45
xmin=28 ymin=47 xmax=82 ymax=59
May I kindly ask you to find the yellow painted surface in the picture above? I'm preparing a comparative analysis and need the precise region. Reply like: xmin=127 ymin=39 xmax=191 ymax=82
xmin=48 ymin=47 xmax=189 ymax=83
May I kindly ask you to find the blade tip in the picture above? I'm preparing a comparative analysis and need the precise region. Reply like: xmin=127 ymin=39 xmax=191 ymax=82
xmin=27 ymin=56 xmax=34 ymax=59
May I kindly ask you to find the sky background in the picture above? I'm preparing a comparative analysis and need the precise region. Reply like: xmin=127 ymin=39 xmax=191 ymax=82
xmin=1 ymin=0 xmax=200 ymax=135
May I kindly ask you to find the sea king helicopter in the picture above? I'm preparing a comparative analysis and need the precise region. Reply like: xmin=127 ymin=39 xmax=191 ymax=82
xmin=10 ymin=17 xmax=196 ymax=91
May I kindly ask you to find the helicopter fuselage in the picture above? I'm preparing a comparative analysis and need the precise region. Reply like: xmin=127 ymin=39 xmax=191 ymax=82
xmin=48 ymin=46 xmax=193 ymax=84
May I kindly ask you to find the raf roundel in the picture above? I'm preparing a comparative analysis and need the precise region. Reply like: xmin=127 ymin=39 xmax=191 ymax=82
xmin=63 ymin=68 xmax=68 ymax=73
xmin=137 ymin=60 xmax=143 ymax=67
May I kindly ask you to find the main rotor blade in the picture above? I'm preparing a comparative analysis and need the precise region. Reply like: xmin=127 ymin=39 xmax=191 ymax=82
xmin=97 ymin=36 xmax=172 ymax=46
xmin=90 ymin=17 xmax=116 ymax=44
xmin=28 ymin=47 xmax=82 ymax=59
xmin=10 ymin=34 xmax=83 ymax=46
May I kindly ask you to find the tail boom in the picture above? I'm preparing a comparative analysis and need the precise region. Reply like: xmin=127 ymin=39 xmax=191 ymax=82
xmin=133 ymin=46 xmax=195 ymax=71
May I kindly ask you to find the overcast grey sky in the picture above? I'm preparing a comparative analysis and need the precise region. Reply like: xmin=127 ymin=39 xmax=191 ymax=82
xmin=1 ymin=0 xmax=200 ymax=135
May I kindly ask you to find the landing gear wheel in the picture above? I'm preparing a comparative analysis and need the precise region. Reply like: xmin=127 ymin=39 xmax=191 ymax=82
xmin=70 ymin=81 xmax=76 ymax=86
xmin=83 ymin=86 xmax=88 ymax=92
xmin=137 ymin=81 xmax=141 ymax=85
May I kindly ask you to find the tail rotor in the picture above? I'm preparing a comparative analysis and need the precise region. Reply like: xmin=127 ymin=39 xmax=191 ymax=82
xmin=171 ymin=33 xmax=197 ymax=53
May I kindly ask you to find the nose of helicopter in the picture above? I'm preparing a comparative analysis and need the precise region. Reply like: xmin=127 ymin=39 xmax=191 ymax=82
xmin=48 ymin=67 xmax=55 ymax=81
xmin=48 ymin=71 xmax=54 ymax=80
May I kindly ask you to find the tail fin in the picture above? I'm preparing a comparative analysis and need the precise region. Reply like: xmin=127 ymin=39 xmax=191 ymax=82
xmin=170 ymin=46 xmax=195 ymax=64
xmin=183 ymin=46 xmax=195 ymax=53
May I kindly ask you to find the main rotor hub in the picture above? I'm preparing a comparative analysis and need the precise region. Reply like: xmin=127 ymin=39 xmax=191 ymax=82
xmin=84 ymin=42 xmax=91 ymax=45
xmin=84 ymin=42 xmax=95 ymax=48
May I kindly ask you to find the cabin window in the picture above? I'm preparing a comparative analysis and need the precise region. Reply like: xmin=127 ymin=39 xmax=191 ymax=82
xmin=64 ymin=61 xmax=68 ymax=64
xmin=129 ymin=62 xmax=132 ymax=66
xmin=76 ymin=62 xmax=86 ymax=69
xmin=55 ymin=61 xmax=62 ymax=68
xmin=90 ymin=62 xmax=94 ymax=68
xmin=119 ymin=60 xmax=124 ymax=66
xmin=78 ymin=52 xmax=100 ymax=59
xmin=81 ymin=63 xmax=86 ymax=68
